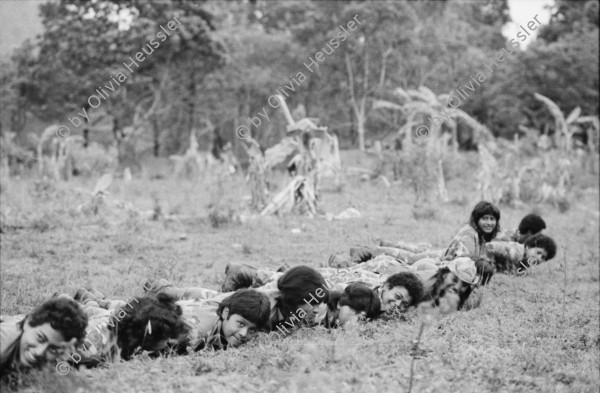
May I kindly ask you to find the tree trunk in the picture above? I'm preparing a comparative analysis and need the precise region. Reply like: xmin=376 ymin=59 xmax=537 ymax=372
xmin=345 ymin=52 xmax=368 ymax=151
xmin=152 ymin=117 xmax=160 ymax=157
xmin=82 ymin=103 xmax=91 ymax=148
xmin=356 ymin=113 xmax=365 ymax=151
xmin=187 ymin=70 xmax=196 ymax=136
xmin=349 ymin=106 xmax=356 ymax=147
xmin=112 ymin=116 xmax=122 ymax=147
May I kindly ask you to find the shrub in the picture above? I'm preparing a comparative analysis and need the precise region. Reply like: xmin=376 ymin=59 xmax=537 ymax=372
xmin=70 ymin=142 xmax=117 ymax=178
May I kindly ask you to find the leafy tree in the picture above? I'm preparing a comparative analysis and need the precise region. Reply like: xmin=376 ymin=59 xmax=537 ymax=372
xmin=538 ymin=0 xmax=599 ymax=43
xmin=14 ymin=0 xmax=224 ymax=160
xmin=482 ymin=0 xmax=599 ymax=139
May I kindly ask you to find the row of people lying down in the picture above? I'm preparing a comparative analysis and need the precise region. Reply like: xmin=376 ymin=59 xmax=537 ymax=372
xmin=0 ymin=256 xmax=483 ymax=378
xmin=325 ymin=201 xmax=556 ymax=276
xmin=1 ymin=201 xmax=558 ymax=378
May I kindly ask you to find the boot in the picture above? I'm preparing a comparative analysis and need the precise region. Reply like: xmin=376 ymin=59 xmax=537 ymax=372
xmin=143 ymin=277 xmax=174 ymax=294
xmin=349 ymin=246 xmax=375 ymax=263
xmin=328 ymin=254 xmax=353 ymax=268
xmin=86 ymin=288 xmax=107 ymax=300
xmin=52 ymin=292 xmax=73 ymax=300
xmin=74 ymin=288 xmax=107 ymax=308
xmin=222 ymin=263 xmax=260 ymax=292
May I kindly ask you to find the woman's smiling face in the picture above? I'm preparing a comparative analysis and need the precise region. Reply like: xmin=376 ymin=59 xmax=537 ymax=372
xmin=380 ymin=285 xmax=412 ymax=313
xmin=19 ymin=321 xmax=67 ymax=368
xmin=477 ymin=214 xmax=497 ymax=234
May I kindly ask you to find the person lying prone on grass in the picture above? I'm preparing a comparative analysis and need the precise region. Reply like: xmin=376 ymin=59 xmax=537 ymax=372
xmin=173 ymin=289 xmax=271 ymax=352
xmin=71 ymin=288 xmax=270 ymax=355
xmin=62 ymin=290 xmax=188 ymax=368
xmin=327 ymin=255 xmax=492 ymax=311
xmin=0 ymin=298 xmax=87 ymax=377
xmin=416 ymin=257 xmax=488 ymax=310
xmin=484 ymin=233 xmax=557 ymax=275
xmin=145 ymin=266 xmax=332 ymax=331
xmin=219 ymin=264 xmax=425 ymax=315
xmin=329 ymin=201 xmax=503 ymax=268
xmin=324 ymin=283 xmax=383 ymax=327
xmin=223 ymin=267 xmax=383 ymax=330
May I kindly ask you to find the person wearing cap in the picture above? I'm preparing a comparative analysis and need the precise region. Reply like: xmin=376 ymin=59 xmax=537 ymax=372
xmin=416 ymin=257 xmax=482 ymax=310
xmin=337 ymin=255 xmax=493 ymax=310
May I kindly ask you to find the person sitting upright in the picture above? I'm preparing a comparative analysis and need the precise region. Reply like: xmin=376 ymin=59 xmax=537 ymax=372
xmin=330 ymin=201 xmax=502 ymax=268
xmin=441 ymin=201 xmax=501 ymax=261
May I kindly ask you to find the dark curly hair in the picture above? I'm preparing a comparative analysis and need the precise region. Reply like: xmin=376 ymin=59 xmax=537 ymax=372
xmin=469 ymin=201 xmax=501 ymax=242
xmin=385 ymin=272 xmax=424 ymax=306
xmin=472 ymin=255 xmax=495 ymax=286
xmin=327 ymin=283 xmax=382 ymax=324
xmin=518 ymin=214 xmax=546 ymax=236
xmin=27 ymin=298 xmax=88 ymax=342
xmin=524 ymin=233 xmax=557 ymax=261
xmin=277 ymin=266 xmax=329 ymax=311
xmin=110 ymin=293 xmax=188 ymax=360
xmin=217 ymin=289 xmax=271 ymax=330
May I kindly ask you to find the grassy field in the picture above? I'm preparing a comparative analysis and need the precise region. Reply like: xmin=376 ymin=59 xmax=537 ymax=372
xmin=1 ymin=152 xmax=599 ymax=393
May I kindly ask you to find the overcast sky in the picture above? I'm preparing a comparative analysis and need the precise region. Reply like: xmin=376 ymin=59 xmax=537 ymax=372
xmin=503 ymin=0 xmax=554 ymax=47
xmin=0 ymin=0 xmax=556 ymax=58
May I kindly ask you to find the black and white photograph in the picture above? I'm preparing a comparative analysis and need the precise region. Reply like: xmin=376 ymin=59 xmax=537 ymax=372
xmin=0 ymin=0 xmax=598 ymax=392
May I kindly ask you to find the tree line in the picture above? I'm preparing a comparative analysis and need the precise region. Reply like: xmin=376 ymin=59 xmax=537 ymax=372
xmin=0 ymin=0 xmax=598 ymax=159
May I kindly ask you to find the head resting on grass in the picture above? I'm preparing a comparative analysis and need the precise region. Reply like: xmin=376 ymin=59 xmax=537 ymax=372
xmin=111 ymin=293 xmax=188 ymax=360
xmin=17 ymin=297 xmax=88 ymax=369
xmin=380 ymin=272 xmax=424 ymax=313
xmin=522 ymin=233 xmax=557 ymax=267
xmin=429 ymin=257 xmax=479 ymax=310
xmin=217 ymin=288 xmax=271 ymax=347
xmin=276 ymin=266 xmax=329 ymax=326
xmin=327 ymin=283 xmax=382 ymax=326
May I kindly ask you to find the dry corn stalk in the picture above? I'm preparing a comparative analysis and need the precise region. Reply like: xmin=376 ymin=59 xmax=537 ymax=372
xmin=257 ymin=95 xmax=339 ymax=215
xmin=260 ymin=175 xmax=317 ymax=216
xmin=169 ymin=131 xmax=204 ymax=178
xmin=243 ymin=136 xmax=268 ymax=210
xmin=477 ymin=144 xmax=499 ymax=203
